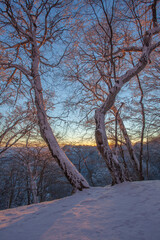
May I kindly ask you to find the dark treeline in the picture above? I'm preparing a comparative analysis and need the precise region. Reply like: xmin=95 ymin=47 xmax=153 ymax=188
xmin=0 ymin=138 xmax=160 ymax=210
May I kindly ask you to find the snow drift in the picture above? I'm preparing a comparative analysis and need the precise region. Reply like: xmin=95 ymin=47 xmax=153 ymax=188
xmin=0 ymin=180 xmax=160 ymax=240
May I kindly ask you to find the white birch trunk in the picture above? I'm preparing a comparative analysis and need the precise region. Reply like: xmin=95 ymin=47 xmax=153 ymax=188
xmin=95 ymin=109 xmax=130 ymax=184
xmin=95 ymin=27 xmax=160 ymax=184
xmin=31 ymin=180 xmax=39 ymax=204
xmin=27 ymin=163 xmax=39 ymax=204
xmin=111 ymin=106 xmax=142 ymax=180
xmin=30 ymin=32 xmax=89 ymax=190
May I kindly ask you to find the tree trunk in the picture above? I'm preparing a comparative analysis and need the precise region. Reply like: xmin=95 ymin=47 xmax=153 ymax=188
xmin=26 ymin=176 xmax=31 ymax=205
xmin=129 ymin=52 xmax=145 ymax=180
xmin=146 ymin=135 xmax=149 ymax=179
xmin=27 ymin=162 xmax=39 ymax=204
xmin=95 ymin=109 xmax=130 ymax=185
xmin=94 ymin=26 xmax=159 ymax=184
xmin=31 ymin=178 xmax=39 ymax=204
xmin=137 ymin=76 xmax=145 ymax=179
xmin=111 ymin=105 xmax=142 ymax=180
xmin=31 ymin=39 xmax=89 ymax=190
xmin=8 ymin=187 xmax=14 ymax=209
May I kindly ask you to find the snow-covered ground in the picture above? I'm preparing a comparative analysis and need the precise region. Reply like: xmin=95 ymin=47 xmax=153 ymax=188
xmin=0 ymin=180 xmax=160 ymax=240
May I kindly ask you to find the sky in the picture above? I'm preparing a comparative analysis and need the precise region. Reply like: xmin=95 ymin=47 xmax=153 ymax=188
xmin=0 ymin=0 xmax=160 ymax=147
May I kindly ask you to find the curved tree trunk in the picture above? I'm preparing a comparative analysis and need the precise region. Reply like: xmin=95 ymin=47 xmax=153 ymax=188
xmin=111 ymin=105 xmax=142 ymax=180
xmin=95 ymin=109 xmax=130 ymax=185
xmin=95 ymin=24 xmax=160 ymax=184
xmin=31 ymin=35 xmax=89 ymax=190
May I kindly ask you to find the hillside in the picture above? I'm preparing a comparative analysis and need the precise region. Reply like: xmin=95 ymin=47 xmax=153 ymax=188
xmin=0 ymin=180 xmax=160 ymax=240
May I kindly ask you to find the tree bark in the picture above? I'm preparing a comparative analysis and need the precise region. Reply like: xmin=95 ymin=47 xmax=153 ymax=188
xmin=137 ymin=76 xmax=145 ymax=179
xmin=111 ymin=105 xmax=142 ymax=180
xmin=95 ymin=109 xmax=130 ymax=185
xmin=31 ymin=35 xmax=89 ymax=190
xmin=95 ymin=25 xmax=160 ymax=184
xmin=27 ymin=162 xmax=39 ymax=204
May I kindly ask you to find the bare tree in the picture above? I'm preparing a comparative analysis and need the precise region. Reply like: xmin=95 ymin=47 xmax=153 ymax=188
xmin=0 ymin=0 xmax=89 ymax=190
xmin=93 ymin=0 xmax=160 ymax=184
xmin=64 ymin=145 xmax=96 ymax=186
xmin=15 ymin=145 xmax=51 ymax=204
xmin=0 ymin=103 xmax=38 ymax=155
xmin=63 ymin=0 xmax=160 ymax=184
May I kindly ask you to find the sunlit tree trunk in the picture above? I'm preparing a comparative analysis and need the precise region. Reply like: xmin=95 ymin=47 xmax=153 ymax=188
xmin=95 ymin=23 xmax=160 ymax=184
xmin=111 ymin=105 xmax=142 ymax=180
xmin=95 ymin=109 xmax=130 ymax=184
xmin=0 ymin=0 xmax=89 ymax=191
xmin=31 ymin=32 xmax=89 ymax=190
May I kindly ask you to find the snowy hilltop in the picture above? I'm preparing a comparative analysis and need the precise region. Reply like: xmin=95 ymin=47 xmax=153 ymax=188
xmin=0 ymin=180 xmax=160 ymax=240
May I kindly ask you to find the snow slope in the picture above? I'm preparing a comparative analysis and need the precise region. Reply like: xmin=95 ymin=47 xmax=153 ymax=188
xmin=0 ymin=180 xmax=160 ymax=240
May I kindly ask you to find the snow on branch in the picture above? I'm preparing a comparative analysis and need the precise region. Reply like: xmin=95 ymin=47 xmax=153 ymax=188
xmin=99 ymin=26 xmax=160 ymax=115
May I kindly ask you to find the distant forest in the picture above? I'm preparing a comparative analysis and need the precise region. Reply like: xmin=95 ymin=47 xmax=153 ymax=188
xmin=0 ymin=137 xmax=160 ymax=210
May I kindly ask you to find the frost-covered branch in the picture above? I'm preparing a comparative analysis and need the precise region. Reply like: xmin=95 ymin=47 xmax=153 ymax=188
xmin=99 ymin=26 xmax=160 ymax=115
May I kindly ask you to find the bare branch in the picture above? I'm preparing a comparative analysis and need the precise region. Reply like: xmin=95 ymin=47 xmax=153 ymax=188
xmin=152 ymin=0 xmax=158 ymax=27
xmin=3 ymin=1 xmax=33 ymax=41
xmin=0 ymin=62 xmax=31 ymax=78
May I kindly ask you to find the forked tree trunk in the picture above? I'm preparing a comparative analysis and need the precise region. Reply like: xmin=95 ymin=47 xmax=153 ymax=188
xmin=95 ymin=109 xmax=130 ymax=185
xmin=31 ymin=39 xmax=89 ymax=190
xmin=95 ymin=25 xmax=160 ymax=184
xmin=111 ymin=105 xmax=143 ymax=180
